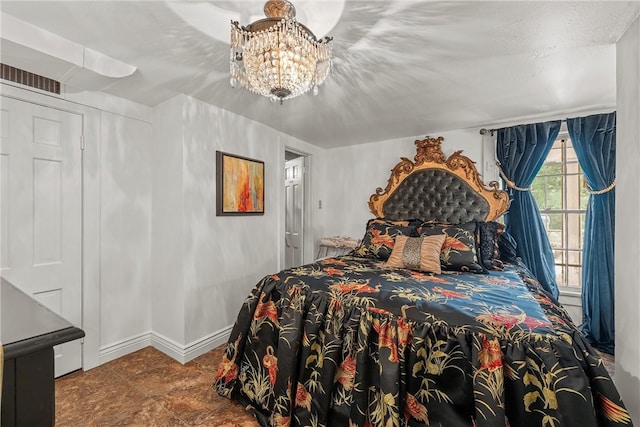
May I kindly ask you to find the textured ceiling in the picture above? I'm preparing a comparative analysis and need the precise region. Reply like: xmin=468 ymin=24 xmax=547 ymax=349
xmin=1 ymin=1 xmax=638 ymax=148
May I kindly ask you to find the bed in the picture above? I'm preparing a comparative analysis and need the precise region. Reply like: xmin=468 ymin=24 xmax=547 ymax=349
xmin=214 ymin=137 xmax=632 ymax=427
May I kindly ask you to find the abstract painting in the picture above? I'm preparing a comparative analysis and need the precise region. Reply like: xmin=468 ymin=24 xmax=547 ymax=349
xmin=216 ymin=151 xmax=264 ymax=216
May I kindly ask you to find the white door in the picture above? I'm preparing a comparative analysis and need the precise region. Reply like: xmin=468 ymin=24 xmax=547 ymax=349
xmin=0 ymin=96 xmax=83 ymax=377
xmin=285 ymin=156 xmax=304 ymax=269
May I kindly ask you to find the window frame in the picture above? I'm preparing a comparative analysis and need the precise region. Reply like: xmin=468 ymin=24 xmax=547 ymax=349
xmin=532 ymin=132 xmax=587 ymax=294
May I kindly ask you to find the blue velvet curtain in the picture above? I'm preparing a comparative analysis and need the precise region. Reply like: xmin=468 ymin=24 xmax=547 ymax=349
xmin=567 ymin=112 xmax=616 ymax=354
xmin=497 ymin=121 xmax=561 ymax=299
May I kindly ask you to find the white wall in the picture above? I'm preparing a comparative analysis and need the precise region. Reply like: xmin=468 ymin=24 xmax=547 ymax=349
xmin=319 ymin=128 xmax=491 ymax=242
xmin=615 ymin=16 xmax=640 ymax=424
xmin=99 ymin=111 xmax=152 ymax=351
xmin=151 ymin=94 xmax=323 ymax=360
xmin=151 ymin=95 xmax=186 ymax=345
xmin=181 ymin=96 xmax=282 ymax=345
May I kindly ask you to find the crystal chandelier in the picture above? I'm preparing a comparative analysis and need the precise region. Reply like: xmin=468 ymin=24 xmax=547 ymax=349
xmin=230 ymin=0 xmax=333 ymax=104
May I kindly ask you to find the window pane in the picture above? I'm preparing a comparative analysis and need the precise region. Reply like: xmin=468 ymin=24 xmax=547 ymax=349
xmin=554 ymin=249 xmax=566 ymax=287
xmin=546 ymin=213 xmax=563 ymax=242
xmin=565 ymin=171 xmax=581 ymax=210
xmin=541 ymin=163 xmax=562 ymax=176
xmin=567 ymin=213 xmax=583 ymax=251
xmin=567 ymin=265 xmax=581 ymax=289
xmin=553 ymin=249 xmax=565 ymax=266
xmin=532 ymin=178 xmax=547 ymax=208
xmin=546 ymin=144 xmax=563 ymax=163
xmin=567 ymin=249 xmax=581 ymax=267
xmin=565 ymin=139 xmax=578 ymax=162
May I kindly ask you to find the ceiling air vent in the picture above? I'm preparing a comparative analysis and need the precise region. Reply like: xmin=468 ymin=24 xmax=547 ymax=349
xmin=1 ymin=63 xmax=61 ymax=95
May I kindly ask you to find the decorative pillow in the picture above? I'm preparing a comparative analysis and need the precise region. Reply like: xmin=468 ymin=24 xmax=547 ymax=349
xmin=352 ymin=218 xmax=421 ymax=260
xmin=386 ymin=234 xmax=447 ymax=274
xmin=420 ymin=221 xmax=485 ymax=273
xmin=477 ymin=221 xmax=506 ymax=271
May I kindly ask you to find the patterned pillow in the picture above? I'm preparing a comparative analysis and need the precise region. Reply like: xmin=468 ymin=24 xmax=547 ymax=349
xmin=420 ymin=222 xmax=485 ymax=273
xmin=386 ymin=234 xmax=446 ymax=274
xmin=477 ymin=221 xmax=506 ymax=271
xmin=352 ymin=218 xmax=421 ymax=260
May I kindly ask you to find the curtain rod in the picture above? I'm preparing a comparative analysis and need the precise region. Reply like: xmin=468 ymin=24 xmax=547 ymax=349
xmin=479 ymin=119 xmax=568 ymax=136
xmin=479 ymin=107 xmax=616 ymax=136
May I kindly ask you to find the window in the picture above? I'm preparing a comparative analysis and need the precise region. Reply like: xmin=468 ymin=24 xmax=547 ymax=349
xmin=531 ymin=135 xmax=588 ymax=291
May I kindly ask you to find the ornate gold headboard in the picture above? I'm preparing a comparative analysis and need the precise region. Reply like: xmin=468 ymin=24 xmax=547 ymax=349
xmin=369 ymin=136 xmax=509 ymax=223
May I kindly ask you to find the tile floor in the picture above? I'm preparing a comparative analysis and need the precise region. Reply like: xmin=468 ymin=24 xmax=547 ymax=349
xmin=598 ymin=349 xmax=615 ymax=378
xmin=55 ymin=346 xmax=259 ymax=427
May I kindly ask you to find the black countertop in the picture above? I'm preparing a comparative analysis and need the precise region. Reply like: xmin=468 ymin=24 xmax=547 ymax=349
xmin=1 ymin=277 xmax=85 ymax=359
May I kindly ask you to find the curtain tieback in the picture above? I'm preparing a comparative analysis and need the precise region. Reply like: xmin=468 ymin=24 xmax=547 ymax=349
xmin=587 ymin=180 xmax=616 ymax=195
xmin=495 ymin=161 xmax=531 ymax=191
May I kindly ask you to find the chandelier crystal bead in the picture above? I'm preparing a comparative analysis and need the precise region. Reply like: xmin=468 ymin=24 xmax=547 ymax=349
xmin=230 ymin=0 xmax=333 ymax=104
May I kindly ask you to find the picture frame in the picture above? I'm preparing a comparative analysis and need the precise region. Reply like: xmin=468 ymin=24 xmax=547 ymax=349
xmin=216 ymin=151 xmax=265 ymax=216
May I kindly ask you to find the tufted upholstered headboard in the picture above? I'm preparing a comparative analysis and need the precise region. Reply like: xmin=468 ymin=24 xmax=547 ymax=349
xmin=369 ymin=136 xmax=509 ymax=223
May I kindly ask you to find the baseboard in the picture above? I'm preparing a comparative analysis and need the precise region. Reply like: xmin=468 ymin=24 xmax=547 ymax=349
xmin=98 ymin=332 xmax=153 ymax=365
xmin=183 ymin=325 xmax=234 ymax=361
xmin=95 ymin=326 xmax=233 ymax=366
xmin=152 ymin=325 xmax=233 ymax=364
xmin=149 ymin=332 xmax=185 ymax=363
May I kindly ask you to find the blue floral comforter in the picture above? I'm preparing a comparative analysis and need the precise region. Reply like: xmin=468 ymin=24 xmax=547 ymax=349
xmin=214 ymin=256 xmax=632 ymax=427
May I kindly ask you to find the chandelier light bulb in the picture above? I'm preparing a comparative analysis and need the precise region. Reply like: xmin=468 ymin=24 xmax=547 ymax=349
xmin=230 ymin=0 xmax=333 ymax=103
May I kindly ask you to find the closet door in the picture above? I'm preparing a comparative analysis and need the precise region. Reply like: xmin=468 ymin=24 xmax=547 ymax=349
xmin=1 ymin=96 xmax=83 ymax=376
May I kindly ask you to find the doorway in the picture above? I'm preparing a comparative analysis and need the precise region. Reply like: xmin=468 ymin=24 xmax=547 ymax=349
xmin=284 ymin=151 xmax=306 ymax=269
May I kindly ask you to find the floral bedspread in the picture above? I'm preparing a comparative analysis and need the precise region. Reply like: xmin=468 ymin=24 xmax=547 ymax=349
xmin=214 ymin=256 xmax=632 ymax=427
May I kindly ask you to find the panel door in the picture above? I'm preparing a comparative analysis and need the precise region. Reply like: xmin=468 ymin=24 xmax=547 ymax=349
xmin=285 ymin=156 xmax=304 ymax=269
xmin=0 ymin=96 xmax=83 ymax=377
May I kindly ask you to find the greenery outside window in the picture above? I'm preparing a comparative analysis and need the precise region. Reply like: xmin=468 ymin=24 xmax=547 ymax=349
xmin=531 ymin=135 xmax=588 ymax=292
